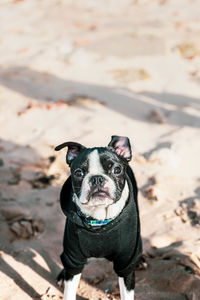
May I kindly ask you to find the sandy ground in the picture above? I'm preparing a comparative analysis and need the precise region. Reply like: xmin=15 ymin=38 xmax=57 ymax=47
xmin=0 ymin=0 xmax=200 ymax=299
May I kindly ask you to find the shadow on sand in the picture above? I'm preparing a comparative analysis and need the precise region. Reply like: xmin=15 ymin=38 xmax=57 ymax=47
xmin=0 ymin=66 xmax=200 ymax=128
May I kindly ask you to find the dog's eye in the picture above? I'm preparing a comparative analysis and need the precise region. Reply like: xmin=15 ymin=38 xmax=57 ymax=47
xmin=113 ymin=166 xmax=122 ymax=175
xmin=74 ymin=169 xmax=84 ymax=178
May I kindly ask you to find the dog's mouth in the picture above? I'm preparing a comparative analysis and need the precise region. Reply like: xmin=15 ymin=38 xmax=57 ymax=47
xmin=78 ymin=188 xmax=113 ymax=207
xmin=83 ymin=188 xmax=113 ymax=207
xmin=89 ymin=188 xmax=110 ymax=199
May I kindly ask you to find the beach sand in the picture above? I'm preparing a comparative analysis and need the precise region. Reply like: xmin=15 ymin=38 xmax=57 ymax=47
xmin=0 ymin=0 xmax=200 ymax=299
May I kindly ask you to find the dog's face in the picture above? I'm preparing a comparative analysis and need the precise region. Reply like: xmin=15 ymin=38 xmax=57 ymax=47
xmin=55 ymin=136 xmax=132 ymax=207
xmin=70 ymin=147 xmax=127 ymax=207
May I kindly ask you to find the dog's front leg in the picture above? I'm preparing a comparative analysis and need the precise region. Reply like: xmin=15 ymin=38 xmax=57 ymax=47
xmin=63 ymin=273 xmax=81 ymax=300
xmin=118 ymin=271 xmax=135 ymax=300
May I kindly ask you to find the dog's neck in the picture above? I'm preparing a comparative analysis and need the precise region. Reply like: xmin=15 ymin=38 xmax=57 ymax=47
xmin=73 ymin=180 xmax=129 ymax=221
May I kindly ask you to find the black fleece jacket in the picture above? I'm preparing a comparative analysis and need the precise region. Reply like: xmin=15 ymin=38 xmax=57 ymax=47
xmin=59 ymin=166 xmax=142 ymax=278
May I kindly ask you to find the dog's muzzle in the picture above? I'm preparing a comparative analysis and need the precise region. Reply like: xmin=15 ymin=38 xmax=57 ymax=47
xmin=89 ymin=175 xmax=110 ymax=198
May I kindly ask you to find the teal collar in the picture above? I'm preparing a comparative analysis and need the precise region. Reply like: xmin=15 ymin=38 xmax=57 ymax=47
xmin=76 ymin=210 xmax=113 ymax=227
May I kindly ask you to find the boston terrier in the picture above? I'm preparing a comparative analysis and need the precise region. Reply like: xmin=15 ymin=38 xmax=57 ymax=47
xmin=55 ymin=136 xmax=142 ymax=300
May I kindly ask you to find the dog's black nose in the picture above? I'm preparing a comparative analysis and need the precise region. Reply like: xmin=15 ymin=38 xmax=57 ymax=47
xmin=89 ymin=175 xmax=105 ymax=187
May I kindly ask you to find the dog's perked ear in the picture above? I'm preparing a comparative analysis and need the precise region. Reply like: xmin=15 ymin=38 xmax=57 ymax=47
xmin=108 ymin=135 xmax=132 ymax=162
xmin=55 ymin=142 xmax=86 ymax=165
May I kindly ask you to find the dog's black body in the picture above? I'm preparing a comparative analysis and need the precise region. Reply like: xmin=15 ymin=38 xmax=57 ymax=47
xmin=56 ymin=136 xmax=143 ymax=295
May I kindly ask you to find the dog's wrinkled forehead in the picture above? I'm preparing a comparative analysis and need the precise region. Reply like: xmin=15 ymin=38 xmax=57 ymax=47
xmin=71 ymin=147 xmax=123 ymax=173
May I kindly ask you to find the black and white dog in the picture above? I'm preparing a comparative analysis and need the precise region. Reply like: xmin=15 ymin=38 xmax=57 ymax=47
xmin=55 ymin=136 xmax=142 ymax=300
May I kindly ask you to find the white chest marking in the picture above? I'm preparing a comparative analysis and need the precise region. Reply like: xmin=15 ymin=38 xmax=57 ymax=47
xmin=88 ymin=149 xmax=104 ymax=175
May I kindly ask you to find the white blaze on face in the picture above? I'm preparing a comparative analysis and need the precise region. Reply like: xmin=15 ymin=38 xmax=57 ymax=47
xmin=78 ymin=149 xmax=116 ymax=206
xmin=88 ymin=149 xmax=104 ymax=174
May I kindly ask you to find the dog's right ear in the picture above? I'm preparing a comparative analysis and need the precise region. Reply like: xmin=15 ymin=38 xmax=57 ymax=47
xmin=55 ymin=142 xmax=86 ymax=165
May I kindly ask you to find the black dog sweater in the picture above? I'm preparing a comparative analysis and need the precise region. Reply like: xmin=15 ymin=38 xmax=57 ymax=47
xmin=59 ymin=166 xmax=142 ymax=278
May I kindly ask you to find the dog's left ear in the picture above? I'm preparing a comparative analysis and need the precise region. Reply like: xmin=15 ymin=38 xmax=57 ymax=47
xmin=108 ymin=135 xmax=132 ymax=162
xmin=55 ymin=142 xmax=86 ymax=165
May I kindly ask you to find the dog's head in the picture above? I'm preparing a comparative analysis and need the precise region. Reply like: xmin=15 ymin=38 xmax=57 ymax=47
xmin=55 ymin=136 xmax=132 ymax=207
